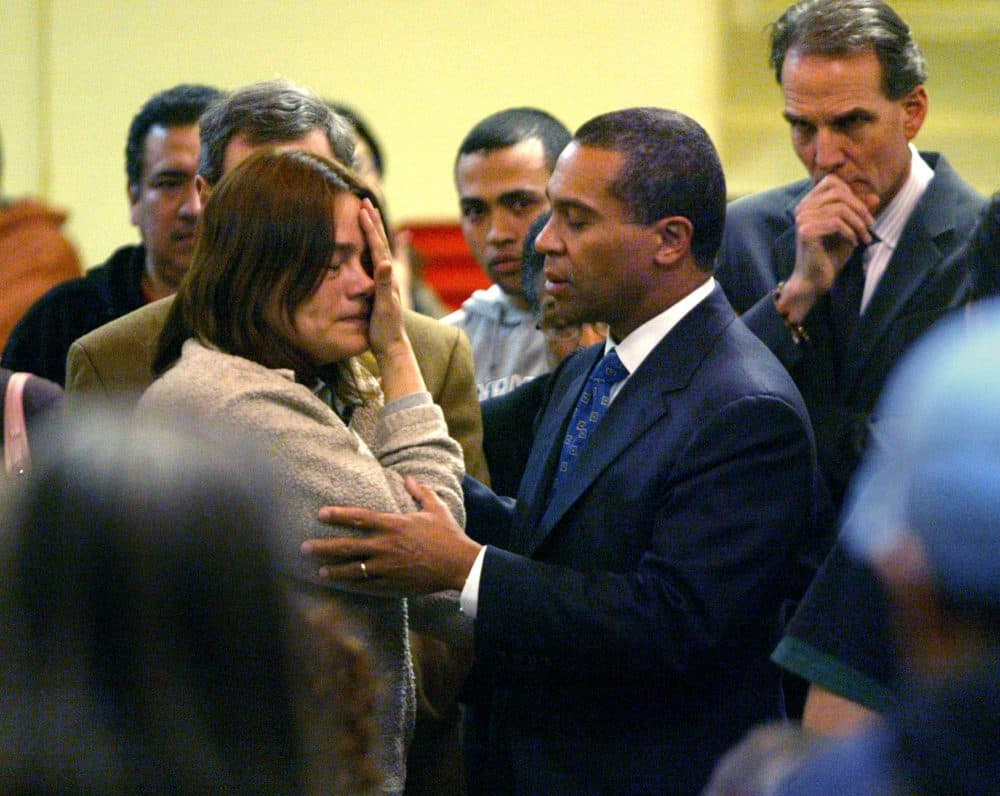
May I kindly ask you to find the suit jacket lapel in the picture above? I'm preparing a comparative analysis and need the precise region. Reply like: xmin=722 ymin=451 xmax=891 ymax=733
xmin=841 ymin=168 xmax=955 ymax=396
xmin=772 ymin=228 xmax=798 ymax=283
xmin=517 ymin=287 xmax=734 ymax=557
xmin=510 ymin=347 xmax=600 ymax=551
xmin=770 ymin=190 xmax=803 ymax=282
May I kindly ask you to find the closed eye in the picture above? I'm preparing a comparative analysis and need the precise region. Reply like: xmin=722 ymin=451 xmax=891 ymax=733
xmin=784 ymin=114 xmax=816 ymax=138
xmin=151 ymin=177 xmax=189 ymax=190
xmin=551 ymin=200 xmax=595 ymax=231
xmin=832 ymin=110 xmax=876 ymax=133
xmin=149 ymin=170 xmax=192 ymax=190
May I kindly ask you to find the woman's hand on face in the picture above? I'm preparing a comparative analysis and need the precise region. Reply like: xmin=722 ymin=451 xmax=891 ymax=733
xmin=359 ymin=198 xmax=425 ymax=401
xmin=361 ymin=199 xmax=409 ymax=361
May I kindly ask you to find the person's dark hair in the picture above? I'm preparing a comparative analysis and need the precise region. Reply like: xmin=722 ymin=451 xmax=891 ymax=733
xmin=455 ymin=107 xmax=571 ymax=173
xmin=155 ymin=149 xmax=379 ymax=385
xmin=327 ymin=102 xmax=385 ymax=178
xmin=0 ymin=417 xmax=301 ymax=793
xmin=124 ymin=84 xmax=224 ymax=190
xmin=199 ymin=79 xmax=356 ymax=186
xmin=769 ymin=0 xmax=927 ymax=99
xmin=285 ymin=593 xmax=382 ymax=795
xmin=574 ymin=108 xmax=727 ymax=272
xmin=521 ymin=211 xmax=550 ymax=309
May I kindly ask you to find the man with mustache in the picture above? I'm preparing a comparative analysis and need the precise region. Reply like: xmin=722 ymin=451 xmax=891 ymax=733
xmin=3 ymin=84 xmax=223 ymax=384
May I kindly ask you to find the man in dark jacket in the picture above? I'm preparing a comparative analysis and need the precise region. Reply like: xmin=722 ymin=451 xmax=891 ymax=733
xmin=2 ymin=84 xmax=223 ymax=384
xmin=713 ymin=0 xmax=987 ymax=729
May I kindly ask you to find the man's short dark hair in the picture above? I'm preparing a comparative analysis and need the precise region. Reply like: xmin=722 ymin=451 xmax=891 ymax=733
xmin=455 ymin=108 xmax=571 ymax=174
xmin=574 ymin=108 xmax=726 ymax=272
xmin=769 ymin=0 xmax=927 ymax=100
xmin=198 ymin=80 xmax=356 ymax=186
xmin=521 ymin=211 xmax=551 ymax=309
xmin=125 ymin=84 xmax=224 ymax=190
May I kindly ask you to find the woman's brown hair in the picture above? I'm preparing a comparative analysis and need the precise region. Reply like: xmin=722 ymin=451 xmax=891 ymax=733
xmin=154 ymin=149 xmax=379 ymax=384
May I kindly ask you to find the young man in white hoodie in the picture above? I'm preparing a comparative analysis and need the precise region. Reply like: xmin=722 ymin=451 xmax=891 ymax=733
xmin=445 ymin=108 xmax=570 ymax=400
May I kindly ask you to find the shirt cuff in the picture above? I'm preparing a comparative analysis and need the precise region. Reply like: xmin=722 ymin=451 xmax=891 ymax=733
xmin=459 ymin=545 xmax=488 ymax=619
xmin=383 ymin=391 xmax=432 ymax=415
xmin=771 ymin=635 xmax=896 ymax=713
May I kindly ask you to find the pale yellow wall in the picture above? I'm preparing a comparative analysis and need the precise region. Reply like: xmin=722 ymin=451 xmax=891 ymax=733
xmin=2 ymin=0 xmax=45 ymax=198
xmin=5 ymin=0 xmax=723 ymax=266
xmin=4 ymin=1 xmax=995 ymax=270
xmin=722 ymin=0 xmax=1000 ymax=198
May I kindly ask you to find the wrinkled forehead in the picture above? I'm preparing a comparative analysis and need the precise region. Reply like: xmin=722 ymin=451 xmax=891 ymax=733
xmin=548 ymin=142 xmax=623 ymax=204
xmin=221 ymin=128 xmax=335 ymax=177
xmin=781 ymin=47 xmax=888 ymax=103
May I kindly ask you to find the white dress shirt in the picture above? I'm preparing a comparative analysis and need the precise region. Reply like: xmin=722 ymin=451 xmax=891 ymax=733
xmin=860 ymin=145 xmax=934 ymax=312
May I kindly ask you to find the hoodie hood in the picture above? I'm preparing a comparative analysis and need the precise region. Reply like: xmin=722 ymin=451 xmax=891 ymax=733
xmin=457 ymin=284 xmax=538 ymax=326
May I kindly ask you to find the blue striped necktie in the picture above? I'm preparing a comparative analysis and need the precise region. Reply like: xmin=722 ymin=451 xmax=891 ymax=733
xmin=551 ymin=348 xmax=629 ymax=493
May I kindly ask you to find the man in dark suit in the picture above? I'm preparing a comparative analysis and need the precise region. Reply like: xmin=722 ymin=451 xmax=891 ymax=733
xmin=714 ymin=0 xmax=987 ymax=735
xmin=301 ymin=107 xmax=820 ymax=795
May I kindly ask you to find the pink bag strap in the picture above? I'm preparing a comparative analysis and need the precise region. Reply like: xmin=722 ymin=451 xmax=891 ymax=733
xmin=4 ymin=372 xmax=32 ymax=476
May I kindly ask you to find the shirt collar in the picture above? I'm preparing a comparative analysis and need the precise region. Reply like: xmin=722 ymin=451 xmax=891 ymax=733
xmin=607 ymin=277 xmax=716 ymax=375
xmin=313 ymin=377 xmax=360 ymax=423
xmin=870 ymin=145 xmax=933 ymax=251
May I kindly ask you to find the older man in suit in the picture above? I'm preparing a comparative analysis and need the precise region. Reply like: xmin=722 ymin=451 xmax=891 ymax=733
xmin=713 ymin=0 xmax=987 ymax=733
xmin=302 ymin=108 xmax=820 ymax=795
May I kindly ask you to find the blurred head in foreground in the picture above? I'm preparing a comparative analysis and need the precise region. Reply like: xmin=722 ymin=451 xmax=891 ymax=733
xmin=0 ymin=415 xmax=379 ymax=794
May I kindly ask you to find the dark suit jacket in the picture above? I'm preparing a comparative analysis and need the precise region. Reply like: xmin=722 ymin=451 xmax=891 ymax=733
xmin=463 ymin=286 xmax=820 ymax=795
xmin=715 ymin=153 xmax=985 ymax=511
xmin=480 ymin=373 xmax=551 ymax=498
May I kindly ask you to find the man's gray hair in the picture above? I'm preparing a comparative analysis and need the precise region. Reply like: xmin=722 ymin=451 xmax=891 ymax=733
xmin=198 ymin=79 xmax=355 ymax=185
xmin=769 ymin=0 xmax=926 ymax=99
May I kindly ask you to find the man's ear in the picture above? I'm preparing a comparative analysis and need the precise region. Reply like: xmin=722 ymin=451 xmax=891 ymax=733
xmin=900 ymin=86 xmax=928 ymax=141
xmin=127 ymin=181 xmax=140 ymax=226
xmin=195 ymin=174 xmax=211 ymax=206
xmin=652 ymin=216 xmax=693 ymax=267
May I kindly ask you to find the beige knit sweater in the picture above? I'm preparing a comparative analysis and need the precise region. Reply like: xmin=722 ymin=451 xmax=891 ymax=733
xmin=138 ymin=339 xmax=465 ymax=794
